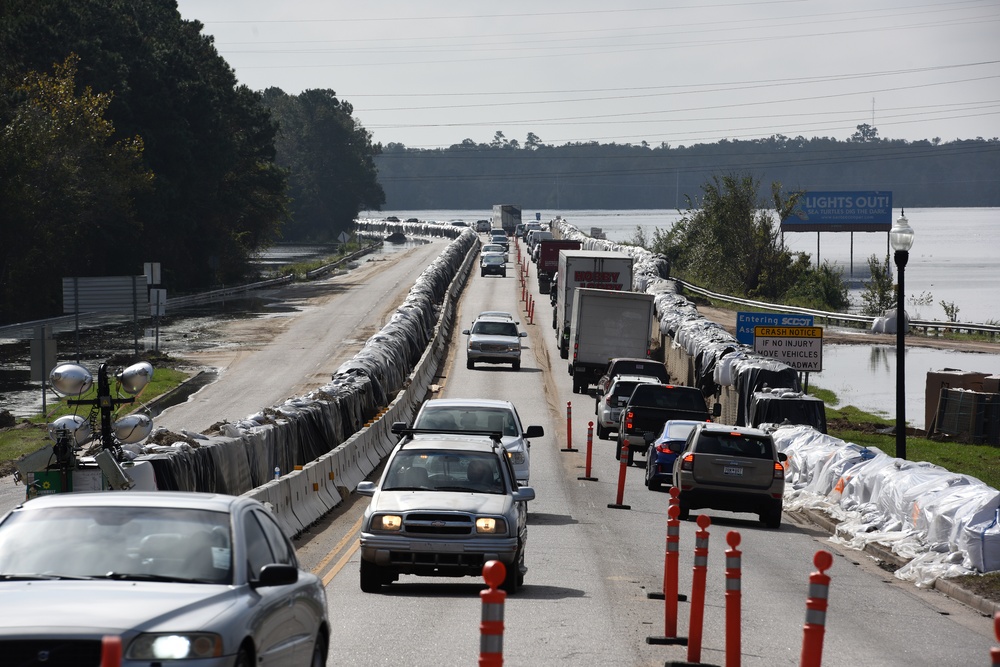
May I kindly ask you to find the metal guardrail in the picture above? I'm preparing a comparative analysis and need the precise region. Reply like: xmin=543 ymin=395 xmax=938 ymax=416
xmin=674 ymin=279 xmax=1000 ymax=341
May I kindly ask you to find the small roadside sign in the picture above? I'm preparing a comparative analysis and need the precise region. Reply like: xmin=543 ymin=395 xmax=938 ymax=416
xmin=737 ymin=311 xmax=814 ymax=345
xmin=338 ymin=231 xmax=351 ymax=244
xmin=753 ymin=325 xmax=823 ymax=372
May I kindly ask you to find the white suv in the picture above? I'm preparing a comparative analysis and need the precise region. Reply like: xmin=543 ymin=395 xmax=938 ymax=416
xmin=594 ymin=374 xmax=661 ymax=440
xmin=462 ymin=316 xmax=526 ymax=371
xmin=410 ymin=398 xmax=543 ymax=485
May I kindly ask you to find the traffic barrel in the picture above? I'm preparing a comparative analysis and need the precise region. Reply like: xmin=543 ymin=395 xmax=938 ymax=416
xmin=800 ymin=550 xmax=834 ymax=667
xmin=686 ymin=514 xmax=712 ymax=664
xmin=725 ymin=531 xmax=742 ymax=667
xmin=562 ymin=402 xmax=576 ymax=452
xmin=480 ymin=560 xmax=507 ymax=667
xmin=100 ymin=636 xmax=122 ymax=667
xmin=647 ymin=490 xmax=687 ymax=646
xmin=992 ymin=612 xmax=1000 ymax=666
xmin=578 ymin=421 xmax=598 ymax=481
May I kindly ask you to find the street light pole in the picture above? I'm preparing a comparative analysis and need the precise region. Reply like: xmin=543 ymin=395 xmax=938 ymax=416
xmin=890 ymin=211 xmax=914 ymax=459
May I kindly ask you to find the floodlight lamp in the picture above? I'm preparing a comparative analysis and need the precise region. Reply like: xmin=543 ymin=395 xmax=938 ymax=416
xmin=116 ymin=361 xmax=154 ymax=395
xmin=113 ymin=413 xmax=153 ymax=444
xmin=48 ymin=415 xmax=92 ymax=446
xmin=49 ymin=364 xmax=93 ymax=396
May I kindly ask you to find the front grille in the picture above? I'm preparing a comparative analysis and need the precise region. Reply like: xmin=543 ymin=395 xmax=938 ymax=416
xmin=404 ymin=512 xmax=473 ymax=536
xmin=388 ymin=550 xmax=486 ymax=569
xmin=2 ymin=639 xmax=102 ymax=667
xmin=480 ymin=344 xmax=510 ymax=353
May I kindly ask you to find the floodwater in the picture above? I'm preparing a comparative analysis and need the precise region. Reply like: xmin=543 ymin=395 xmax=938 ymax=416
xmin=808 ymin=343 xmax=1000 ymax=431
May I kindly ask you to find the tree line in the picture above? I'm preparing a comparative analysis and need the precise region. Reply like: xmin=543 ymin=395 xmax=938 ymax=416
xmin=376 ymin=128 xmax=1000 ymax=210
xmin=0 ymin=0 xmax=383 ymax=324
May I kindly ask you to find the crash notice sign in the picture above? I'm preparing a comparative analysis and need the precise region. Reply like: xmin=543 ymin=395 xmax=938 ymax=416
xmin=753 ymin=326 xmax=824 ymax=372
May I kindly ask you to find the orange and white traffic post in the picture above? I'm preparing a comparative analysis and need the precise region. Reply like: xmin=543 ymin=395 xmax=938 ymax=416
xmin=578 ymin=421 xmax=598 ymax=481
xmin=562 ymin=402 xmax=576 ymax=452
xmin=685 ymin=514 xmax=712 ymax=664
xmin=647 ymin=489 xmax=687 ymax=646
xmin=725 ymin=531 xmax=743 ymax=667
xmin=480 ymin=560 xmax=507 ymax=667
xmin=800 ymin=550 xmax=834 ymax=667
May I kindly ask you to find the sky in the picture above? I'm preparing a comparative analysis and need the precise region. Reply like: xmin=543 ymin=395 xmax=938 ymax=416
xmin=175 ymin=0 xmax=1000 ymax=150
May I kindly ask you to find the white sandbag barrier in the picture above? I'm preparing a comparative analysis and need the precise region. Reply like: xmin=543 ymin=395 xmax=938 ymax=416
xmin=130 ymin=223 xmax=477 ymax=537
xmin=553 ymin=220 xmax=1000 ymax=585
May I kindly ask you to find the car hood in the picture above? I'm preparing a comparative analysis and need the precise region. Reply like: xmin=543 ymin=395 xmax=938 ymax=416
xmin=373 ymin=491 xmax=512 ymax=515
xmin=0 ymin=581 xmax=237 ymax=636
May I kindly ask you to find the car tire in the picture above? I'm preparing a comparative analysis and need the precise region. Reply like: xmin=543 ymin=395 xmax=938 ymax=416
xmin=233 ymin=646 xmax=254 ymax=667
xmin=481 ymin=270 xmax=486 ymax=277
xmin=646 ymin=454 xmax=660 ymax=490
xmin=678 ymin=498 xmax=691 ymax=521
xmin=596 ymin=423 xmax=608 ymax=440
xmin=501 ymin=551 xmax=521 ymax=594
xmin=310 ymin=633 xmax=328 ymax=667
xmin=627 ymin=447 xmax=636 ymax=467
xmin=762 ymin=501 xmax=783 ymax=529
xmin=615 ymin=438 xmax=622 ymax=460
xmin=512 ymin=360 xmax=520 ymax=371
xmin=466 ymin=359 xmax=474 ymax=370
xmin=360 ymin=559 xmax=384 ymax=593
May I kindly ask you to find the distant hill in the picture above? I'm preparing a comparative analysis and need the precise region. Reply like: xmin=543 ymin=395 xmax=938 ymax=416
xmin=374 ymin=134 xmax=1000 ymax=210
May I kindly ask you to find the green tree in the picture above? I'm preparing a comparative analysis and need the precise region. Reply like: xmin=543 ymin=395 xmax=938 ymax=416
xmin=653 ymin=173 xmax=805 ymax=299
xmin=262 ymin=88 xmax=385 ymax=242
xmin=859 ymin=254 xmax=895 ymax=315
xmin=0 ymin=54 xmax=152 ymax=322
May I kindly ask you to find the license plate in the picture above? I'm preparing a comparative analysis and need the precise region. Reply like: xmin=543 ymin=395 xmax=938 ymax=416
xmin=723 ymin=466 xmax=743 ymax=477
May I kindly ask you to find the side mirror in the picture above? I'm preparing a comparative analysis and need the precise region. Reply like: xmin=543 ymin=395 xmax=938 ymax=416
xmin=519 ymin=332 xmax=528 ymax=338
xmin=643 ymin=431 xmax=657 ymax=444
xmin=712 ymin=403 xmax=722 ymax=417
xmin=669 ymin=441 xmax=684 ymax=453
xmin=777 ymin=452 xmax=788 ymax=462
xmin=252 ymin=563 xmax=298 ymax=588
xmin=524 ymin=425 xmax=544 ymax=438
xmin=391 ymin=421 xmax=408 ymax=434
xmin=462 ymin=329 xmax=471 ymax=335
xmin=356 ymin=481 xmax=377 ymax=496
xmin=588 ymin=388 xmax=599 ymax=398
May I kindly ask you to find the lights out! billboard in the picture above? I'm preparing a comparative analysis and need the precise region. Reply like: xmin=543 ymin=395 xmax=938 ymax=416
xmin=781 ymin=191 xmax=892 ymax=232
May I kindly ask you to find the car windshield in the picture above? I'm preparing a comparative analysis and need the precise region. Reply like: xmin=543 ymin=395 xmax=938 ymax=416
xmin=414 ymin=407 xmax=519 ymax=437
xmin=665 ymin=423 xmax=697 ymax=440
xmin=471 ymin=321 xmax=518 ymax=336
xmin=0 ymin=506 xmax=232 ymax=584
xmin=483 ymin=245 xmax=503 ymax=253
xmin=383 ymin=451 xmax=504 ymax=494
xmin=483 ymin=255 xmax=503 ymax=265
xmin=696 ymin=432 xmax=774 ymax=459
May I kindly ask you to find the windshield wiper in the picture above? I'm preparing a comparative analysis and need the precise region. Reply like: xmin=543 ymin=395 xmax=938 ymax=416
xmin=100 ymin=572 xmax=203 ymax=583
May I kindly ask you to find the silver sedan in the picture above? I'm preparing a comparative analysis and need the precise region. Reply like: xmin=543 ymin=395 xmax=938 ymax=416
xmin=0 ymin=492 xmax=329 ymax=666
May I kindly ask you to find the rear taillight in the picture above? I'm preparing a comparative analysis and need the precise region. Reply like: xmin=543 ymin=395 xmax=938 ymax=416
xmin=655 ymin=443 xmax=671 ymax=454
xmin=773 ymin=461 xmax=785 ymax=479
xmin=625 ymin=410 xmax=634 ymax=430
xmin=605 ymin=394 xmax=613 ymax=406
xmin=680 ymin=453 xmax=694 ymax=471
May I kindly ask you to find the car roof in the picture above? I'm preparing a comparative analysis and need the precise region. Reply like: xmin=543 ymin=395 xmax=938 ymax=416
xmin=479 ymin=311 xmax=515 ymax=319
xmin=420 ymin=398 xmax=515 ymax=410
xmin=15 ymin=491 xmax=246 ymax=512
xmin=611 ymin=374 xmax=662 ymax=384
xmin=695 ymin=422 xmax=770 ymax=438
xmin=471 ymin=316 xmax=516 ymax=324
xmin=398 ymin=435 xmax=502 ymax=454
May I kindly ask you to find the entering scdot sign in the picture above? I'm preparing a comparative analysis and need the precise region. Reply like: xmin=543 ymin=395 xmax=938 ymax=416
xmin=753 ymin=326 xmax=823 ymax=372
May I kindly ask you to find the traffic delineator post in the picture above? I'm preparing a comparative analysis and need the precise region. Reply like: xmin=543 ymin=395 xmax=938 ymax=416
xmin=578 ymin=421 xmax=598 ymax=481
xmin=647 ymin=493 xmax=688 ymax=646
xmin=685 ymin=514 xmax=712 ymax=664
xmin=992 ymin=612 xmax=1000 ymax=666
xmin=480 ymin=560 xmax=507 ymax=667
xmin=800 ymin=550 xmax=834 ymax=667
xmin=607 ymin=441 xmax=631 ymax=510
xmin=725 ymin=531 xmax=742 ymax=667
xmin=101 ymin=635 xmax=122 ymax=667
xmin=561 ymin=402 xmax=577 ymax=452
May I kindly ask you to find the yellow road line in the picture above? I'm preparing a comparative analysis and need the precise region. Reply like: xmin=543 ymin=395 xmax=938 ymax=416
xmin=313 ymin=515 xmax=363 ymax=586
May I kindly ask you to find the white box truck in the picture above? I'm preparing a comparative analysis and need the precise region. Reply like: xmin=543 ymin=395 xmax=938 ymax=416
xmin=554 ymin=250 xmax=633 ymax=360
xmin=492 ymin=204 xmax=521 ymax=236
xmin=568 ymin=288 xmax=656 ymax=393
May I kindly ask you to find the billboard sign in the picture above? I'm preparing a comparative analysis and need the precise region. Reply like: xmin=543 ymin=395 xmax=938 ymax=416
xmin=781 ymin=191 xmax=892 ymax=232
xmin=736 ymin=311 xmax=814 ymax=346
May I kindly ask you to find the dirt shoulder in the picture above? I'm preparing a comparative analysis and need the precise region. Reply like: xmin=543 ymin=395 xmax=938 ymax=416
xmin=696 ymin=304 xmax=1000 ymax=353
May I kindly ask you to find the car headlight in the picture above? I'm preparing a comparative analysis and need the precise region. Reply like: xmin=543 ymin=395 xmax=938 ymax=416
xmin=476 ymin=517 xmax=507 ymax=534
xmin=507 ymin=451 xmax=526 ymax=465
xmin=127 ymin=633 xmax=223 ymax=660
xmin=371 ymin=514 xmax=403 ymax=531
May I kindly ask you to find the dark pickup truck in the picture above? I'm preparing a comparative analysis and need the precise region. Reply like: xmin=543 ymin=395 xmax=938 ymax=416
xmin=616 ymin=384 xmax=714 ymax=465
